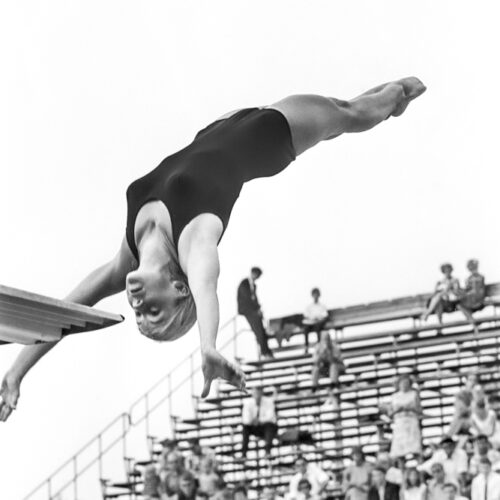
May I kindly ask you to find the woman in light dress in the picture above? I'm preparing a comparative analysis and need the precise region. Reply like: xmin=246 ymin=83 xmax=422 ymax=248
xmin=402 ymin=468 xmax=426 ymax=500
xmin=389 ymin=374 xmax=422 ymax=459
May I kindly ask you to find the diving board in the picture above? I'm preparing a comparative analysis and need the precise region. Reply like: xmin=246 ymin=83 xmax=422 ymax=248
xmin=0 ymin=284 xmax=124 ymax=345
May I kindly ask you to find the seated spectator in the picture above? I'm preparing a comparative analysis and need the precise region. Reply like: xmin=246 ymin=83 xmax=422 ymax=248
xmin=389 ymin=374 xmax=422 ymax=461
xmin=471 ymin=457 xmax=500 ymax=500
xmin=425 ymin=463 xmax=447 ymax=500
xmin=442 ymin=483 xmax=468 ymax=500
xmin=143 ymin=464 xmax=161 ymax=500
xmin=418 ymin=437 xmax=468 ymax=487
xmin=241 ymin=386 xmax=278 ymax=459
xmin=470 ymin=435 xmax=500 ymax=476
xmin=367 ymin=466 xmax=400 ymax=500
xmin=233 ymin=484 xmax=248 ymax=500
xmin=289 ymin=455 xmax=329 ymax=498
xmin=311 ymin=331 xmax=344 ymax=390
xmin=263 ymin=487 xmax=285 ymax=500
xmin=447 ymin=373 xmax=481 ymax=437
xmin=343 ymin=446 xmax=372 ymax=500
xmin=296 ymin=479 xmax=319 ymax=500
xmin=197 ymin=457 xmax=220 ymax=496
xmin=471 ymin=391 xmax=500 ymax=445
xmin=402 ymin=467 xmax=426 ymax=500
xmin=376 ymin=452 xmax=403 ymax=486
xmin=302 ymin=288 xmax=329 ymax=352
xmin=159 ymin=450 xmax=185 ymax=483
xmin=458 ymin=259 xmax=486 ymax=316
xmin=421 ymin=263 xmax=461 ymax=324
xmin=185 ymin=438 xmax=217 ymax=475
xmin=177 ymin=471 xmax=197 ymax=500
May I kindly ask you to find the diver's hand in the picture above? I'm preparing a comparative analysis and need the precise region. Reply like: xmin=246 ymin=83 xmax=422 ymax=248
xmin=201 ymin=348 xmax=246 ymax=399
xmin=0 ymin=372 xmax=21 ymax=422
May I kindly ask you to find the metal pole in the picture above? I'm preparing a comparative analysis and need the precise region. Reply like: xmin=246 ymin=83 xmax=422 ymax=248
xmin=98 ymin=433 xmax=103 ymax=479
xmin=233 ymin=317 xmax=238 ymax=359
xmin=122 ymin=414 xmax=128 ymax=463
xmin=190 ymin=354 xmax=194 ymax=401
xmin=145 ymin=394 xmax=150 ymax=442
xmin=168 ymin=374 xmax=173 ymax=423
xmin=73 ymin=456 xmax=78 ymax=500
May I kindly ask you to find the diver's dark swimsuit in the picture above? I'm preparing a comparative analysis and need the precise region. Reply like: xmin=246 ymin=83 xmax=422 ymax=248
xmin=125 ymin=108 xmax=296 ymax=259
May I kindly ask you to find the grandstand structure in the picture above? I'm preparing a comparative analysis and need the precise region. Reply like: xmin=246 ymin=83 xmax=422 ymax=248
xmin=23 ymin=284 xmax=500 ymax=500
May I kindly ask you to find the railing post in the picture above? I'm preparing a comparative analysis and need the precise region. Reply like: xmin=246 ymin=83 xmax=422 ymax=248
xmin=190 ymin=353 xmax=195 ymax=401
xmin=145 ymin=393 xmax=150 ymax=441
xmin=233 ymin=317 xmax=238 ymax=359
xmin=47 ymin=478 xmax=52 ymax=499
xmin=168 ymin=374 xmax=173 ymax=423
xmin=98 ymin=433 xmax=103 ymax=479
xmin=73 ymin=456 xmax=78 ymax=500
xmin=122 ymin=414 xmax=128 ymax=463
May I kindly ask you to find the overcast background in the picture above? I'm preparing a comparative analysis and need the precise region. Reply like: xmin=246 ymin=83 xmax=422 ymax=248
xmin=1 ymin=1 xmax=499 ymax=498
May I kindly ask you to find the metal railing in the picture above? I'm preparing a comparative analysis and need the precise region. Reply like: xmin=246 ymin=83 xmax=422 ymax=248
xmin=23 ymin=315 xmax=243 ymax=500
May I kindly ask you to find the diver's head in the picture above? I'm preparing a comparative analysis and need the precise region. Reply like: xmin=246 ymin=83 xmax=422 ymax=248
xmin=126 ymin=259 xmax=196 ymax=341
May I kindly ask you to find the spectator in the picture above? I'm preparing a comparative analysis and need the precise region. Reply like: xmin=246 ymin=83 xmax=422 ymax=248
xmin=195 ymin=493 xmax=209 ymax=500
xmin=311 ymin=331 xmax=344 ymax=390
xmin=143 ymin=464 xmax=161 ymax=500
xmin=469 ymin=435 xmax=500 ymax=476
xmin=418 ymin=437 xmax=468 ymax=486
xmin=233 ymin=484 xmax=248 ymax=500
xmin=421 ymin=263 xmax=461 ymax=324
xmin=211 ymin=479 xmax=231 ymax=500
xmin=425 ymin=463 xmax=447 ymax=500
xmin=177 ymin=471 xmax=197 ymax=500
xmin=302 ymin=288 xmax=329 ymax=352
xmin=389 ymin=374 xmax=422 ymax=460
xmin=185 ymin=438 xmax=217 ymax=475
xmin=471 ymin=457 xmax=500 ymax=500
xmin=160 ymin=470 xmax=181 ymax=500
xmin=237 ymin=267 xmax=273 ymax=359
xmin=263 ymin=487 xmax=285 ymax=500
xmin=296 ymin=479 xmax=319 ymax=500
xmin=367 ymin=466 xmax=400 ymax=500
xmin=289 ymin=455 xmax=329 ymax=498
xmin=376 ymin=452 xmax=403 ymax=486
xmin=442 ymin=483 xmax=468 ymax=500
xmin=458 ymin=259 xmax=486 ymax=326
xmin=401 ymin=467 xmax=425 ymax=500
xmin=159 ymin=450 xmax=185 ymax=483
xmin=447 ymin=373 xmax=481 ymax=437
xmin=241 ymin=386 xmax=278 ymax=459
xmin=197 ymin=457 xmax=220 ymax=496
xmin=343 ymin=446 xmax=372 ymax=500
xmin=471 ymin=391 xmax=500 ymax=446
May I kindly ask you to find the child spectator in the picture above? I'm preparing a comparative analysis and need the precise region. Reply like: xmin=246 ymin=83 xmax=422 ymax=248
xmin=143 ymin=464 xmax=161 ymax=500
xmin=177 ymin=471 xmax=197 ymax=500
xmin=289 ymin=455 xmax=329 ymax=498
xmin=198 ymin=457 xmax=220 ymax=496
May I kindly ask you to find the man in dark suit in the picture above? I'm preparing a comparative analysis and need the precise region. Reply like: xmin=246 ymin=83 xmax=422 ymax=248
xmin=368 ymin=466 xmax=400 ymax=500
xmin=237 ymin=267 xmax=273 ymax=358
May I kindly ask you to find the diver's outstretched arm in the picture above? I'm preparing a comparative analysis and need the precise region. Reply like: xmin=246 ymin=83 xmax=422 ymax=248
xmin=0 ymin=237 xmax=134 ymax=422
xmin=187 ymin=238 xmax=245 ymax=398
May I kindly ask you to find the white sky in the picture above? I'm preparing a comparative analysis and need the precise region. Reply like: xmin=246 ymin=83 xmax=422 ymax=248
xmin=1 ymin=1 xmax=500 ymax=498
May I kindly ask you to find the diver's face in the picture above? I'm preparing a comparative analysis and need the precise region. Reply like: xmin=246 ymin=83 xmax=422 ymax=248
xmin=126 ymin=269 xmax=187 ymax=330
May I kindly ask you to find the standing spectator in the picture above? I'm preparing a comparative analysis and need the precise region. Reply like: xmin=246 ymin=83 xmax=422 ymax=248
xmin=177 ymin=471 xmax=197 ymax=500
xmin=197 ymin=457 xmax=220 ymax=496
xmin=311 ymin=331 xmax=344 ymax=390
xmin=425 ymin=463 xmax=447 ymax=500
xmin=418 ymin=437 xmax=468 ymax=486
xmin=237 ymin=267 xmax=273 ymax=358
xmin=401 ymin=467 xmax=425 ymax=500
xmin=302 ymin=288 xmax=329 ymax=352
xmin=241 ymin=386 xmax=278 ymax=459
xmin=469 ymin=435 xmax=500 ymax=476
xmin=471 ymin=392 xmax=499 ymax=444
xmin=389 ymin=374 xmax=422 ymax=460
xmin=442 ymin=483 xmax=468 ymax=500
xmin=159 ymin=450 xmax=184 ymax=489
xmin=367 ymin=466 xmax=400 ymax=500
xmin=343 ymin=446 xmax=372 ymax=500
xmin=447 ymin=373 xmax=481 ymax=437
xmin=143 ymin=464 xmax=161 ymax=500
xmin=289 ymin=455 xmax=329 ymax=498
xmin=421 ymin=263 xmax=461 ymax=323
xmin=471 ymin=457 xmax=500 ymax=500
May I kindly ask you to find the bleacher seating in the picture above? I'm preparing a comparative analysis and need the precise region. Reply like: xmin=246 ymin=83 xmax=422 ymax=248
xmin=101 ymin=284 xmax=500 ymax=499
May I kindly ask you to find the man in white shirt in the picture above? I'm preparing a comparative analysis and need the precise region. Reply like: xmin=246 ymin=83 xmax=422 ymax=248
xmin=289 ymin=455 xmax=329 ymax=498
xmin=469 ymin=435 xmax=500 ymax=476
xmin=471 ymin=457 xmax=500 ymax=500
xmin=376 ymin=452 xmax=403 ymax=486
xmin=241 ymin=386 xmax=278 ymax=459
xmin=302 ymin=288 xmax=329 ymax=352
xmin=418 ymin=437 xmax=468 ymax=486
xmin=443 ymin=483 xmax=468 ymax=500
